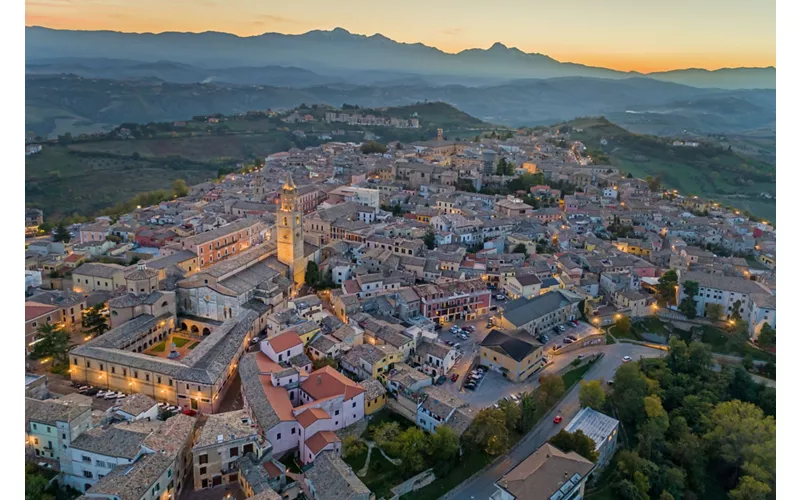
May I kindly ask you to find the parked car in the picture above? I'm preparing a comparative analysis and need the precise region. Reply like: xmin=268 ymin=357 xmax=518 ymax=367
xmin=434 ymin=324 xmax=443 ymax=331
xmin=570 ymin=320 xmax=579 ymax=326
xmin=510 ymin=394 xmax=519 ymax=402
xmin=85 ymin=388 xmax=100 ymax=396
xmin=454 ymin=343 xmax=461 ymax=350
xmin=622 ymin=356 xmax=632 ymax=363
xmin=458 ymin=333 xmax=468 ymax=340
xmin=563 ymin=338 xmax=573 ymax=344
xmin=567 ymin=335 xmax=578 ymax=341
xmin=465 ymin=383 xmax=477 ymax=391
xmin=464 ymin=326 xmax=475 ymax=333
xmin=450 ymin=326 xmax=460 ymax=333
xmin=183 ymin=409 xmax=197 ymax=416
xmin=96 ymin=390 xmax=108 ymax=398
xmin=77 ymin=386 xmax=90 ymax=394
xmin=435 ymin=375 xmax=447 ymax=385
xmin=495 ymin=294 xmax=506 ymax=301
xmin=104 ymin=392 xmax=119 ymax=400
xmin=557 ymin=325 xmax=566 ymax=332
xmin=451 ymin=373 xmax=459 ymax=382
xmin=476 ymin=366 xmax=487 ymax=373
xmin=553 ymin=415 xmax=563 ymax=424
xmin=445 ymin=340 xmax=455 ymax=346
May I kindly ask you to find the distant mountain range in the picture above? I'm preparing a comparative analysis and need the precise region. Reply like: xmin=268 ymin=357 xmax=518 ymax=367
xmin=25 ymin=26 xmax=776 ymax=90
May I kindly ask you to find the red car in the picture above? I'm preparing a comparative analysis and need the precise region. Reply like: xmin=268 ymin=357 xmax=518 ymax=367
xmin=183 ymin=409 xmax=197 ymax=416
xmin=451 ymin=373 xmax=459 ymax=382
xmin=553 ymin=415 xmax=563 ymax=424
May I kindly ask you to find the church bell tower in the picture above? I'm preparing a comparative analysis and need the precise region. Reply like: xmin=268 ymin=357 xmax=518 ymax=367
xmin=277 ymin=173 xmax=304 ymax=282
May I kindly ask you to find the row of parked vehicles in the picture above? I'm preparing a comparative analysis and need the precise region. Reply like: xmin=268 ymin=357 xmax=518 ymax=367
xmin=73 ymin=381 xmax=127 ymax=401
xmin=464 ymin=366 xmax=487 ymax=390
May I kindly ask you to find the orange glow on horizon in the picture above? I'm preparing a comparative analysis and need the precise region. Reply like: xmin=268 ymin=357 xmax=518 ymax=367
xmin=25 ymin=0 xmax=775 ymax=74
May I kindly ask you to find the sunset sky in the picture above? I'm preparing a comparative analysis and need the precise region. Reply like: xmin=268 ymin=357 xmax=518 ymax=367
xmin=25 ymin=0 xmax=776 ymax=73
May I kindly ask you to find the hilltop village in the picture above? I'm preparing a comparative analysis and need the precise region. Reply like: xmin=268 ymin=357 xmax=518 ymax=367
xmin=24 ymin=116 xmax=776 ymax=500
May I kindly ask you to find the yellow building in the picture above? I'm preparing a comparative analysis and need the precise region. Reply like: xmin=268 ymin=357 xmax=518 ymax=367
xmin=613 ymin=239 xmax=651 ymax=258
xmin=759 ymin=253 xmax=775 ymax=269
xmin=341 ymin=343 xmax=401 ymax=380
xmin=479 ymin=329 xmax=545 ymax=382
xmin=521 ymin=162 xmax=538 ymax=174
xmin=359 ymin=379 xmax=387 ymax=415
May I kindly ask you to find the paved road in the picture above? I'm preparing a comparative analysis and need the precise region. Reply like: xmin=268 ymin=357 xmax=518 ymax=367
xmin=442 ymin=343 xmax=665 ymax=500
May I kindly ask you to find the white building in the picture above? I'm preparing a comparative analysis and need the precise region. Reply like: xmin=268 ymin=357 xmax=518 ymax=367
xmin=564 ymin=407 xmax=619 ymax=469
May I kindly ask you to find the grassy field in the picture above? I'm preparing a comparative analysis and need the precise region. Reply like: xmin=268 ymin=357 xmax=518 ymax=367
xmin=150 ymin=341 xmax=167 ymax=353
xmin=568 ymin=117 xmax=776 ymax=221
xmin=187 ymin=341 xmax=200 ymax=350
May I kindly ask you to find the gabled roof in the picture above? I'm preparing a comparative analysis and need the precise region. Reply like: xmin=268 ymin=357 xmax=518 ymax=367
xmin=496 ymin=443 xmax=594 ymax=499
xmin=300 ymin=366 xmax=365 ymax=402
xmin=305 ymin=430 xmax=340 ymax=455
xmin=266 ymin=331 xmax=303 ymax=354
xmin=296 ymin=408 xmax=330 ymax=428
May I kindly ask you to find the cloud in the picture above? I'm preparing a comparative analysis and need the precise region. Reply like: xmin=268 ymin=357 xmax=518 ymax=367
xmin=251 ymin=14 xmax=301 ymax=26
xmin=442 ymin=28 xmax=463 ymax=36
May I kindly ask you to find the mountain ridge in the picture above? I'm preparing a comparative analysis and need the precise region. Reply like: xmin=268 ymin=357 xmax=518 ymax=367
xmin=25 ymin=26 xmax=775 ymax=89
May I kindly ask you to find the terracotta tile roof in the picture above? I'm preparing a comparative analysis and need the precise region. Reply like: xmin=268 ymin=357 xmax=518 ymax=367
xmin=259 ymin=375 xmax=295 ymax=422
xmin=25 ymin=302 xmax=58 ymax=322
xmin=254 ymin=352 xmax=283 ymax=374
xmin=266 ymin=331 xmax=303 ymax=353
xmin=296 ymin=407 xmax=330 ymax=428
xmin=305 ymin=430 xmax=340 ymax=455
xmin=300 ymin=366 xmax=365 ymax=402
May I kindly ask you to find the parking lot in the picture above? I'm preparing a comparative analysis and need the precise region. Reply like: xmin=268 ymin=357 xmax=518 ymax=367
xmin=438 ymin=319 xmax=603 ymax=409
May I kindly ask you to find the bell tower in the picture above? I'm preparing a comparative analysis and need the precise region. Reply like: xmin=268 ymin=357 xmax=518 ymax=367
xmin=251 ymin=165 xmax=267 ymax=201
xmin=277 ymin=173 xmax=304 ymax=281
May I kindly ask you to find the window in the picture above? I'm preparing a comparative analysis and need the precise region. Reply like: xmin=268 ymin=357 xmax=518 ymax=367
xmin=243 ymin=443 xmax=254 ymax=454
xmin=352 ymin=401 xmax=356 ymax=408
xmin=199 ymin=466 xmax=207 ymax=475
xmin=111 ymin=367 xmax=115 ymax=374
xmin=276 ymin=433 xmax=281 ymax=440
xmin=83 ymin=470 xmax=93 ymax=479
xmin=96 ymin=459 xmax=106 ymax=468
xmin=32 ymin=424 xmax=37 ymax=430
xmin=290 ymin=428 xmax=296 ymax=435
xmin=230 ymin=447 xmax=239 ymax=457
xmin=198 ymin=454 xmax=208 ymax=465
xmin=335 ymin=410 xmax=339 ymax=416
xmin=145 ymin=374 xmax=150 ymax=382
xmin=82 ymin=455 xmax=91 ymax=463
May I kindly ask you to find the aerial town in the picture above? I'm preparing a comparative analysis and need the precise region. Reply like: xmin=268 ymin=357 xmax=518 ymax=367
xmin=24 ymin=111 xmax=777 ymax=500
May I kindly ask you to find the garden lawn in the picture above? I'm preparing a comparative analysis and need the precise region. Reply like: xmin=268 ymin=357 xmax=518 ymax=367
xmin=354 ymin=447 xmax=405 ymax=499
xmin=150 ymin=341 xmax=167 ymax=352
xmin=172 ymin=336 xmax=191 ymax=348
xmin=187 ymin=341 xmax=200 ymax=350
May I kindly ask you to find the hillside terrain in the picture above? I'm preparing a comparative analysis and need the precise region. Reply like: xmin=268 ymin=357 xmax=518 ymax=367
xmin=25 ymin=75 xmax=775 ymax=138
xmin=567 ymin=118 xmax=776 ymax=219
xmin=25 ymin=103 xmax=494 ymax=218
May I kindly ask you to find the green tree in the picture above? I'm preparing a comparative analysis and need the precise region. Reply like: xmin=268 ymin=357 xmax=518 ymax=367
xmin=729 ymin=476 xmax=771 ymax=500
xmin=498 ymin=398 xmax=521 ymax=430
xmin=615 ymin=316 xmax=632 ymax=336
xmin=579 ymin=380 xmax=606 ymax=410
xmin=536 ymin=374 xmax=565 ymax=408
xmin=678 ymin=281 xmax=699 ymax=319
xmin=427 ymin=425 xmax=460 ymax=471
xmin=511 ymin=243 xmax=529 ymax=257
xmin=53 ymin=221 xmax=71 ymax=243
xmin=30 ymin=323 xmax=72 ymax=364
xmin=342 ymin=435 xmax=366 ymax=458
xmin=656 ymin=270 xmax=678 ymax=305
xmin=395 ymin=427 xmax=427 ymax=475
xmin=757 ymin=324 xmax=775 ymax=348
xmin=372 ymin=421 xmax=401 ymax=449
xmin=360 ymin=141 xmax=388 ymax=154
xmin=172 ymin=178 xmax=189 ymax=197
xmin=610 ymin=362 xmax=650 ymax=427
xmin=82 ymin=303 xmax=109 ymax=337
xmin=704 ymin=400 xmax=776 ymax=492
xmin=548 ymin=429 xmax=599 ymax=462
xmin=423 ymin=230 xmax=436 ymax=250
xmin=730 ymin=299 xmax=743 ymax=322
xmin=25 ymin=465 xmax=55 ymax=500
xmin=305 ymin=261 xmax=321 ymax=288
xmin=517 ymin=391 xmax=537 ymax=432
xmin=705 ymin=303 xmax=724 ymax=320
xmin=464 ymin=408 xmax=509 ymax=455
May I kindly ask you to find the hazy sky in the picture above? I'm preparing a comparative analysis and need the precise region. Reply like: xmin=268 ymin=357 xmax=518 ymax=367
xmin=26 ymin=0 xmax=775 ymax=72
